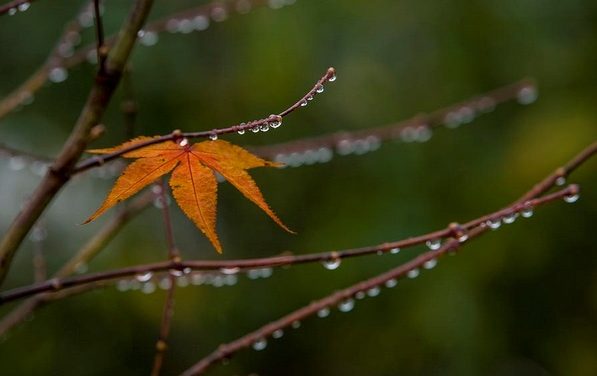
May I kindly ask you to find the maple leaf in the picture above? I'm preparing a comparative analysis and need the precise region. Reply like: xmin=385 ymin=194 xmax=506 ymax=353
xmin=84 ymin=136 xmax=293 ymax=253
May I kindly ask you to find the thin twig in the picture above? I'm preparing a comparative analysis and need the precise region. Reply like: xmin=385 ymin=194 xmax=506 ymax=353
xmin=0 ymin=183 xmax=581 ymax=306
xmin=0 ymin=0 xmax=155 ymax=286
xmin=150 ymin=180 xmax=179 ymax=376
xmin=92 ymin=0 xmax=106 ymax=71
xmin=72 ymin=67 xmax=337 ymax=174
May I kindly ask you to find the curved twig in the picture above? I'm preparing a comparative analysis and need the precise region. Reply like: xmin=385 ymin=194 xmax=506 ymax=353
xmin=72 ymin=67 xmax=337 ymax=174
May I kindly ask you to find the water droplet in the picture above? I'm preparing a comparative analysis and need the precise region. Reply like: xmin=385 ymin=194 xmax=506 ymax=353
xmin=300 ymin=100 xmax=308 ymax=107
xmin=170 ymin=269 xmax=183 ymax=277
xmin=355 ymin=291 xmax=366 ymax=300
xmin=166 ymin=19 xmax=180 ymax=33
xmin=517 ymin=86 xmax=538 ymax=105
xmin=159 ymin=277 xmax=172 ymax=290
xmin=48 ymin=67 xmax=68 ymax=83
xmin=338 ymin=298 xmax=355 ymax=313
xmin=178 ymin=138 xmax=189 ymax=147
xmin=376 ymin=250 xmax=384 ymax=256
xmin=336 ymin=139 xmax=354 ymax=155
xmin=328 ymin=73 xmax=337 ymax=82
xmin=78 ymin=11 xmax=94 ymax=27
xmin=555 ymin=176 xmax=566 ymax=186
xmin=18 ymin=2 xmax=31 ymax=12
xmin=423 ymin=259 xmax=437 ymax=270
xmin=58 ymin=43 xmax=74 ymax=58
xmin=209 ymin=133 xmax=218 ymax=141
xmin=458 ymin=106 xmax=475 ymax=123
xmin=367 ymin=286 xmax=380 ymax=297
xmin=322 ymin=258 xmax=341 ymax=270
xmin=191 ymin=273 xmax=205 ymax=285
xmin=426 ymin=239 xmax=441 ymax=250
xmin=317 ymin=307 xmax=330 ymax=318
xmin=415 ymin=125 xmax=432 ymax=142
xmin=116 ymin=280 xmax=130 ymax=292
xmin=251 ymin=126 xmax=260 ymax=133
xmin=521 ymin=204 xmax=534 ymax=218
xmin=291 ymin=321 xmax=301 ymax=329
xmin=74 ymin=263 xmax=88 ymax=274
xmin=563 ymin=193 xmax=579 ymax=203
xmin=390 ymin=247 xmax=400 ymax=254
xmin=269 ymin=116 xmax=282 ymax=128
xmin=486 ymin=218 xmax=501 ymax=230
xmin=9 ymin=156 xmax=26 ymax=171
xmin=192 ymin=15 xmax=209 ymax=31
xmin=502 ymin=212 xmax=518 ymax=224
xmin=247 ymin=269 xmax=261 ymax=279
xmin=316 ymin=85 xmax=325 ymax=93
xmin=8 ymin=7 xmax=17 ymax=15
xmin=142 ymin=282 xmax=156 ymax=294
xmin=237 ymin=128 xmax=246 ymax=135
xmin=140 ymin=31 xmax=159 ymax=46
xmin=407 ymin=268 xmax=420 ymax=278
xmin=306 ymin=95 xmax=314 ymax=101
xmin=444 ymin=112 xmax=461 ymax=128
xmin=385 ymin=279 xmax=398 ymax=288
xmin=224 ymin=274 xmax=238 ymax=286
xmin=221 ymin=267 xmax=240 ymax=275
xmin=252 ymin=338 xmax=267 ymax=351
xmin=272 ymin=329 xmax=284 ymax=339
xmin=259 ymin=268 xmax=273 ymax=278
xmin=211 ymin=5 xmax=228 ymax=21
xmin=260 ymin=123 xmax=269 ymax=132
xmin=177 ymin=276 xmax=189 ymax=287
xmin=29 ymin=225 xmax=47 ymax=242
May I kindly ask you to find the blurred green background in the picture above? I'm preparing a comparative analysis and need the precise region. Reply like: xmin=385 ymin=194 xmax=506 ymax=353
xmin=0 ymin=0 xmax=596 ymax=375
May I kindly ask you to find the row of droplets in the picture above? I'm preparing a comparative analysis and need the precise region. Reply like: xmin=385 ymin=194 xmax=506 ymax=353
xmin=115 ymin=267 xmax=275 ymax=293
xmin=137 ymin=0 xmax=296 ymax=46
xmin=5 ymin=1 xmax=31 ymax=16
xmin=251 ymin=256 xmax=439 ymax=352
xmin=264 ymin=84 xmax=536 ymax=169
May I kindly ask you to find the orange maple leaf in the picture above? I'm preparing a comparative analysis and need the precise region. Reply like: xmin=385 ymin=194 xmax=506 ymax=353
xmin=84 ymin=136 xmax=293 ymax=253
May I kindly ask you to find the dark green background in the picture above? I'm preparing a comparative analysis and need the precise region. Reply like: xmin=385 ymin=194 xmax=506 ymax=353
xmin=0 ymin=0 xmax=596 ymax=375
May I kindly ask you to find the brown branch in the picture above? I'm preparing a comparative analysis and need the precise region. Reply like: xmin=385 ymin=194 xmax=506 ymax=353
xmin=249 ymin=79 xmax=536 ymax=160
xmin=0 ymin=191 xmax=153 ymax=336
xmin=72 ymin=67 xmax=337 ymax=174
xmin=0 ymin=182 xmax=581 ymax=306
xmin=0 ymin=0 xmax=155 ymax=286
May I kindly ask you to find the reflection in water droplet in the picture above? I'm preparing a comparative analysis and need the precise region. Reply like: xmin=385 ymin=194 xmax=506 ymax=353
xmin=367 ymin=287 xmax=380 ymax=297
xmin=272 ymin=329 xmax=284 ymax=339
xmin=322 ymin=258 xmax=341 ymax=270
xmin=136 ymin=272 xmax=153 ymax=282
xmin=502 ymin=212 xmax=518 ymax=224
xmin=338 ymin=299 xmax=355 ymax=313
xmin=317 ymin=307 xmax=330 ymax=318
xmin=48 ymin=67 xmax=68 ymax=83
xmin=390 ymin=247 xmax=400 ymax=254
xmin=385 ymin=279 xmax=398 ymax=288
xmin=407 ymin=268 xmax=420 ymax=278
xmin=252 ymin=338 xmax=267 ymax=351
xmin=426 ymin=239 xmax=441 ymax=250
xmin=486 ymin=218 xmax=501 ymax=230
xmin=423 ymin=259 xmax=437 ymax=270
xmin=564 ymin=193 xmax=579 ymax=203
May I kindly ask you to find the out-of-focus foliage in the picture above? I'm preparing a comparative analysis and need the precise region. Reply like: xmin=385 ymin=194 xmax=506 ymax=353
xmin=0 ymin=0 xmax=595 ymax=375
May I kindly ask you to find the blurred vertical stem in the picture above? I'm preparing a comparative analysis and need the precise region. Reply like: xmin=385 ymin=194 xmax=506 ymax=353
xmin=0 ymin=0 xmax=154 ymax=285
